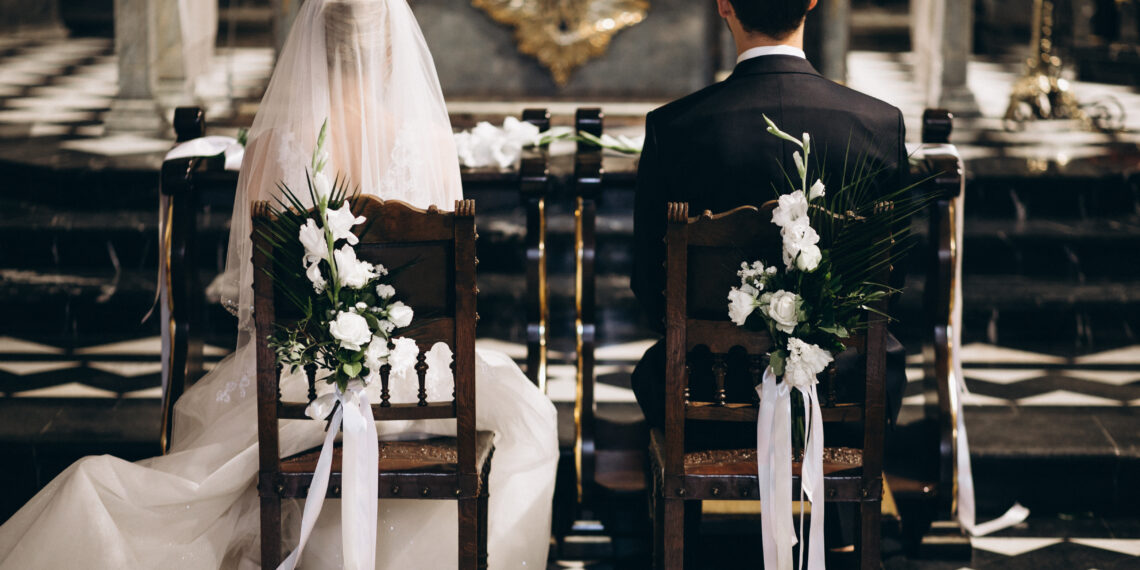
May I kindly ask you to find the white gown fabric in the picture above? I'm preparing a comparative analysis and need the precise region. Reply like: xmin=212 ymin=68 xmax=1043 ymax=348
xmin=0 ymin=0 xmax=558 ymax=568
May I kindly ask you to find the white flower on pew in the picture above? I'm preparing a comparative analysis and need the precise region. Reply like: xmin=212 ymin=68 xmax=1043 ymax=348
xmin=299 ymin=218 xmax=328 ymax=266
xmin=761 ymin=290 xmax=802 ymax=334
xmin=809 ymin=179 xmax=826 ymax=200
xmin=333 ymin=245 xmax=377 ymax=289
xmin=728 ymin=286 xmax=759 ymax=326
xmin=386 ymin=301 xmax=414 ymax=328
xmin=388 ymin=337 xmax=420 ymax=376
xmin=306 ymin=261 xmax=326 ymax=293
xmin=771 ymin=189 xmax=809 ymax=228
xmin=329 ymin=311 xmax=372 ymax=351
xmin=780 ymin=217 xmax=821 ymax=271
xmin=364 ymin=336 xmax=390 ymax=373
xmin=326 ymin=202 xmax=366 ymax=245
xmin=783 ymin=337 xmax=834 ymax=389
xmin=376 ymin=284 xmax=395 ymax=299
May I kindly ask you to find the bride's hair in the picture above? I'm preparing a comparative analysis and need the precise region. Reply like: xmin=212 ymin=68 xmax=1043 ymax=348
xmin=324 ymin=0 xmax=390 ymax=67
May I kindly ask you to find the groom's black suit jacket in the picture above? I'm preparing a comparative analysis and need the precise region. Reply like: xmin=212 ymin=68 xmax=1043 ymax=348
xmin=631 ymin=55 xmax=909 ymax=435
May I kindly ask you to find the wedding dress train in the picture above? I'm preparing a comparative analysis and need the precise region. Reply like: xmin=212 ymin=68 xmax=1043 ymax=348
xmin=0 ymin=0 xmax=558 ymax=567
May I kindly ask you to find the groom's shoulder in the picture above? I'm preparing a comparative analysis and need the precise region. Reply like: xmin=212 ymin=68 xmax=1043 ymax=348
xmin=646 ymin=81 xmax=730 ymax=129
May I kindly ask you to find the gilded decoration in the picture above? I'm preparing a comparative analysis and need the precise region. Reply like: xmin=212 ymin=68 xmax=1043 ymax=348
xmin=472 ymin=0 xmax=649 ymax=85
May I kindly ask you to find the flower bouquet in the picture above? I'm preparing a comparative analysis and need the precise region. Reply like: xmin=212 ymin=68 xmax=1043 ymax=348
xmin=730 ymin=116 xmax=926 ymax=570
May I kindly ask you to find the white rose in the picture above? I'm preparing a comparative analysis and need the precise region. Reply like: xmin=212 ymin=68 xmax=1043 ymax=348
xmin=312 ymin=171 xmax=332 ymax=201
xmin=388 ymin=337 xmax=419 ymax=375
xmin=387 ymin=301 xmax=414 ymax=328
xmin=771 ymin=190 xmax=808 ymax=228
xmin=727 ymin=287 xmax=758 ymax=326
xmin=795 ymin=243 xmax=822 ymax=272
xmin=809 ymin=179 xmax=826 ymax=200
xmin=364 ymin=336 xmax=390 ymax=372
xmin=333 ymin=245 xmax=377 ymax=289
xmin=763 ymin=290 xmax=801 ymax=334
xmin=326 ymin=202 xmax=366 ymax=245
xmin=375 ymin=284 xmax=396 ymax=299
xmin=329 ymin=311 xmax=371 ymax=351
xmin=784 ymin=337 xmax=833 ymax=388
xmin=298 ymin=218 xmax=328 ymax=266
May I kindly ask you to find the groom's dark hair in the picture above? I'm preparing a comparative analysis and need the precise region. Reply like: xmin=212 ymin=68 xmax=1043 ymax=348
xmin=728 ymin=0 xmax=813 ymax=39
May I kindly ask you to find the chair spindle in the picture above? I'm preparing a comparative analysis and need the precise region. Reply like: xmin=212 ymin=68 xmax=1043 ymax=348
xmin=416 ymin=352 xmax=429 ymax=406
xmin=305 ymin=363 xmax=318 ymax=404
xmin=712 ymin=354 xmax=728 ymax=406
xmin=380 ymin=363 xmax=392 ymax=408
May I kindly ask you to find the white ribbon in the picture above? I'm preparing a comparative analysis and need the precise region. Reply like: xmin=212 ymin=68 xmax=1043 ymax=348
xmin=279 ymin=381 xmax=379 ymax=570
xmin=164 ymin=135 xmax=245 ymax=171
xmin=756 ymin=366 xmax=825 ymax=570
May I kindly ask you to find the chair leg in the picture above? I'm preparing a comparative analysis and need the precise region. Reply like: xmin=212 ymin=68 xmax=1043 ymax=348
xmin=652 ymin=486 xmax=664 ymax=568
xmin=459 ymin=497 xmax=479 ymax=570
xmin=260 ymin=497 xmax=281 ymax=570
xmin=478 ymin=492 xmax=490 ymax=570
xmin=663 ymin=498 xmax=685 ymax=570
xmin=858 ymin=499 xmax=881 ymax=570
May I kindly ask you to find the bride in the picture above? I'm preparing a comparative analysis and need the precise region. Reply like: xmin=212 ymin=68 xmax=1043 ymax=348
xmin=0 ymin=0 xmax=558 ymax=568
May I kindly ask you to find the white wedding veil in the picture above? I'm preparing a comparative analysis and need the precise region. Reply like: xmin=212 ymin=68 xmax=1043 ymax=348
xmin=220 ymin=0 xmax=462 ymax=339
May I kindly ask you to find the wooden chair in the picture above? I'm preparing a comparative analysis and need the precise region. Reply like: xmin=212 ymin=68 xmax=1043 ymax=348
xmin=649 ymin=202 xmax=890 ymax=569
xmin=251 ymin=196 xmax=492 ymax=569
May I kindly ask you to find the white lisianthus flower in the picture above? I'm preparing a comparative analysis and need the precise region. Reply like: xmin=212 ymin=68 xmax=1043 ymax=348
xmin=771 ymin=190 xmax=808 ymax=228
xmin=312 ymin=171 xmax=332 ymax=202
xmin=388 ymin=337 xmax=419 ymax=375
xmin=299 ymin=218 xmax=328 ymax=266
xmin=375 ymin=284 xmax=396 ymax=299
xmin=780 ymin=218 xmax=821 ymax=270
xmin=326 ymin=202 xmax=366 ymax=245
xmin=809 ymin=179 xmax=826 ymax=200
xmin=333 ymin=245 xmax=377 ymax=289
xmin=762 ymin=290 xmax=802 ymax=334
xmin=795 ymin=243 xmax=823 ymax=272
xmin=305 ymin=261 xmax=326 ymax=293
xmin=387 ymin=301 xmax=414 ymax=328
xmin=364 ymin=336 xmax=390 ymax=372
xmin=329 ymin=311 xmax=371 ymax=351
xmin=783 ymin=337 xmax=834 ymax=388
xmin=727 ymin=287 xmax=758 ymax=326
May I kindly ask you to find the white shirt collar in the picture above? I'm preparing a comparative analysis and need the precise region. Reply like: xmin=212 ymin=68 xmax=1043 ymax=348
xmin=736 ymin=45 xmax=807 ymax=64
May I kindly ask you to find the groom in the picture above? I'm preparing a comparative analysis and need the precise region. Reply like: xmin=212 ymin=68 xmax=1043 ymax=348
xmin=631 ymin=0 xmax=908 ymax=452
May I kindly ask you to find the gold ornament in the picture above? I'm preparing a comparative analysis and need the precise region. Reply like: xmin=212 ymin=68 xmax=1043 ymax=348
xmin=472 ymin=0 xmax=649 ymax=86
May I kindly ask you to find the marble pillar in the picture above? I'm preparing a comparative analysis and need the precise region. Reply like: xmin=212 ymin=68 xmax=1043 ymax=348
xmin=105 ymin=0 xmax=168 ymax=134
xmin=911 ymin=0 xmax=981 ymax=116
xmin=155 ymin=1 xmax=194 ymax=108
xmin=805 ymin=0 xmax=851 ymax=83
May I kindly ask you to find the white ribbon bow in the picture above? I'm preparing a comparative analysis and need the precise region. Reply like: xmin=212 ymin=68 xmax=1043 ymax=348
xmin=279 ymin=380 xmax=379 ymax=570
xmin=756 ymin=366 xmax=825 ymax=570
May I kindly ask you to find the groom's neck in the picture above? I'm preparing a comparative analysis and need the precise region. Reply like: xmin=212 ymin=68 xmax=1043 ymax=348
xmin=732 ymin=26 xmax=805 ymax=57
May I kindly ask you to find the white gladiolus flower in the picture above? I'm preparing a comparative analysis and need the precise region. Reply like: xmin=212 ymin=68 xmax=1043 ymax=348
xmin=793 ymin=151 xmax=806 ymax=179
xmin=762 ymin=290 xmax=802 ymax=334
xmin=781 ymin=218 xmax=821 ymax=269
xmin=784 ymin=337 xmax=834 ymax=388
xmin=809 ymin=179 xmax=826 ymax=200
xmin=795 ymin=244 xmax=823 ymax=272
xmin=305 ymin=261 xmax=326 ymax=293
xmin=771 ymin=190 xmax=808 ymax=228
xmin=387 ymin=301 xmax=414 ymax=328
xmin=389 ymin=337 xmax=419 ymax=375
xmin=333 ymin=245 xmax=377 ymax=289
xmin=326 ymin=202 xmax=366 ymax=245
xmin=364 ymin=336 xmax=390 ymax=372
xmin=329 ymin=311 xmax=371 ymax=351
xmin=312 ymin=171 xmax=332 ymax=201
xmin=727 ymin=287 xmax=758 ymax=326
xmin=299 ymin=218 xmax=328 ymax=266
xmin=375 ymin=284 xmax=396 ymax=299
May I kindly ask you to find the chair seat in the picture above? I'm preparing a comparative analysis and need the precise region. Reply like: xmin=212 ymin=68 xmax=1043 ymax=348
xmin=649 ymin=429 xmax=871 ymax=501
xmin=270 ymin=432 xmax=495 ymax=499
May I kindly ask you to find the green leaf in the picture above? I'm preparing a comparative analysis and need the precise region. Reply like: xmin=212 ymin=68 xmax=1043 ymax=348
xmin=342 ymin=361 xmax=362 ymax=378
xmin=769 ymin=350 xmax=786 ymax=377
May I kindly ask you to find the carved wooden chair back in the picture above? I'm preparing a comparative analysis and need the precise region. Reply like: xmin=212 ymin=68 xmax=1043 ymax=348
xmin=656 ymin=201 xmax=890 ymax=569
xmin=252 ymin=196 xmax=487 ymax=568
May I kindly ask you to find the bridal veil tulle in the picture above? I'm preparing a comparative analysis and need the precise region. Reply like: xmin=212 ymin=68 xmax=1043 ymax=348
xmin=0 ymin=0 xmax=557 ymax=567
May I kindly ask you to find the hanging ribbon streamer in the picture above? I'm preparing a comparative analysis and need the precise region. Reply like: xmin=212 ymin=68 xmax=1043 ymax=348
xmin=938 ymin=177 xmax=1028 ymax=536
xmin=756 ymin=367 xmax=826 ymax=570
xmin=279 ymin=381 xmax=379 ymax=570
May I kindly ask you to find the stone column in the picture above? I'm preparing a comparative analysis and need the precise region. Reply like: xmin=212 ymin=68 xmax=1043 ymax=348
xmin=805 ymin=0 xmax=851 ymax=82
xmin=154 ymin=1 xmax=194 ymax=108
xmin=272 ymin=0 xmax=304 ymax=55
xmin=911 ymin=0 xmax=981 ymax=116
xmin=105 ymin=0 xmax=167 ymax=134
